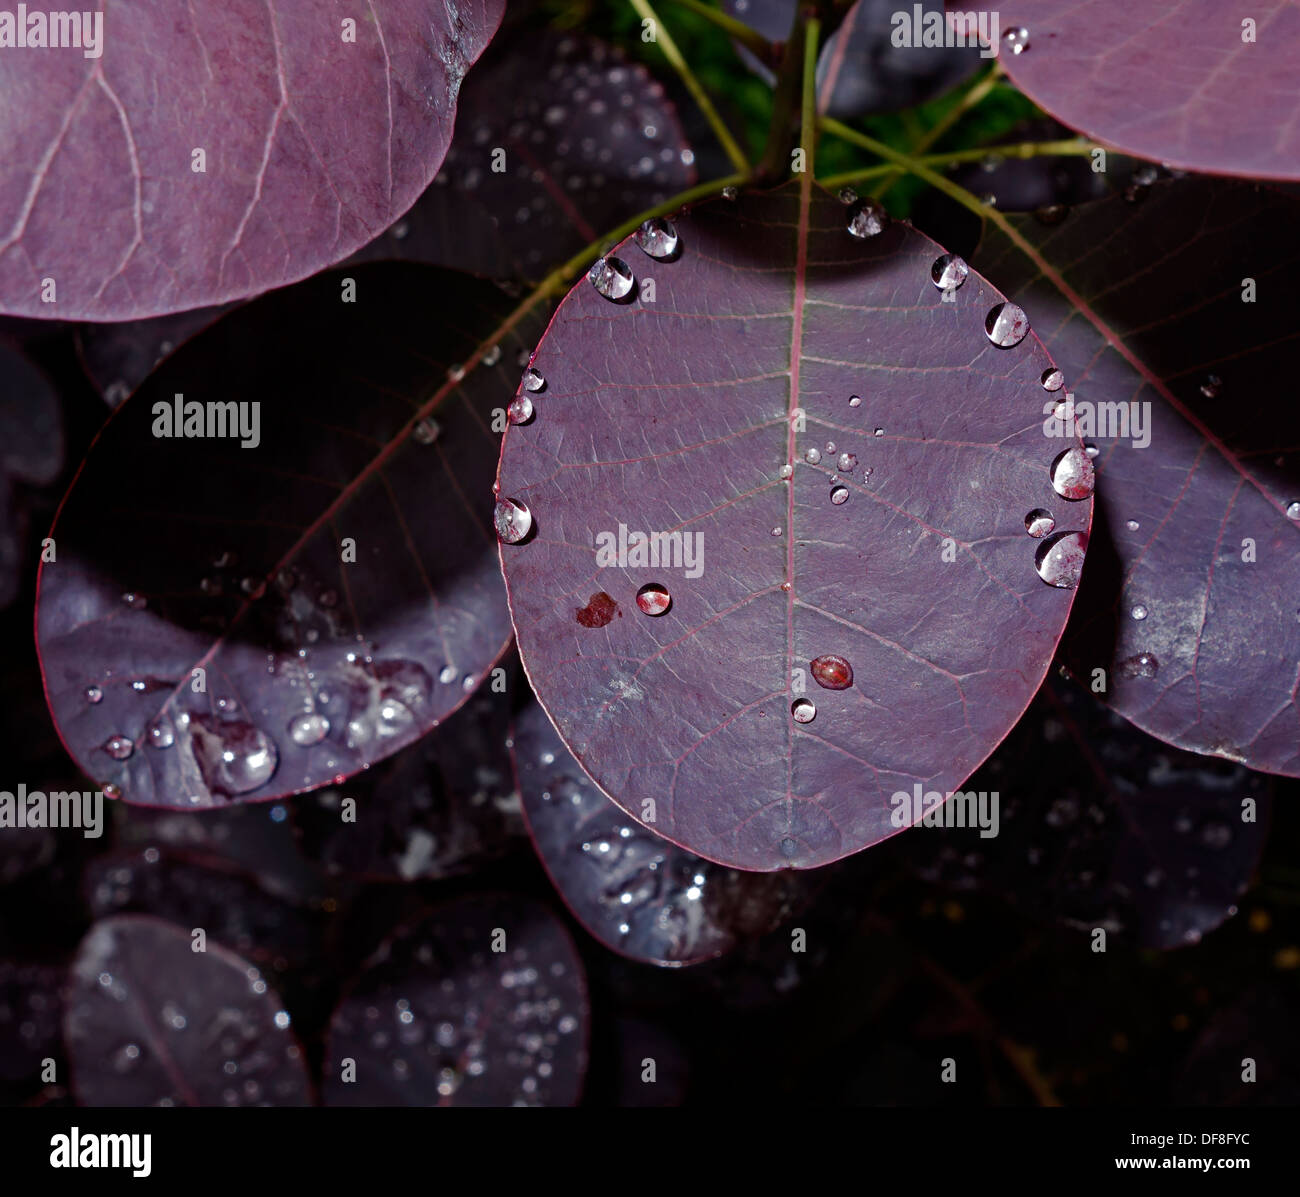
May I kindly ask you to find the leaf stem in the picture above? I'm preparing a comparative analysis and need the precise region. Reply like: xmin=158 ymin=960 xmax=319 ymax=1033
xmin=628 ymin=0 xmax=751 ymax=174
xmin=666 ymin=0 xmax=776 ymax=63
xmin=799 ymin=15 xmax=820 ymax=177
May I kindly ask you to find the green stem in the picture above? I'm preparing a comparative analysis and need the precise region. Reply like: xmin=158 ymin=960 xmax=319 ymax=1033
xmin=799 ymin=15 xmax=820 ymax=176
xmin=818 ymin=134 xmax=1093 ymax=192
xmin=667 ymin=0 xmax=776 ymax=63
xmin=628 ymin=0 xmax=751 ymax=174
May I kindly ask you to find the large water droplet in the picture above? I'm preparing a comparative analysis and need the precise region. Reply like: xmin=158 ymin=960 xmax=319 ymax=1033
xmin=1286 ymin=501 xmax=1300 ymax=520
xmin=791 ymin=698 xmax=816 ymax=723
xmin=1034 ymin=531 xmax=1088 ymax=589
xmin=930 ymin=253 xmax=968 ymax=291
xmin=634 ymin=217 xmax=678 ymax=259
xmin=1117 ymin=653 xmax=1159 ymax=679
xmin=779 ymin=464 xmax=793 ymax=479
xmin=848 ymin=394 xmax=861 ymax=408
xmin=1130 ymin=603 xmax=1149 ymax=621
xmin=804 ymin=447 xmax=821 ymax=465
xmin=847 ymin=199 xmax=888 ymax=239
xmin=191 ymin=718 xmax=279 ymax=796
xmin=86 ymin=685 xmax=103 ymax=704
xmin=635 ymin=583 xmax=671 ymax=616
xmin=1025 ymin=509 xmax=1055 ymax=538
xmin=588 ymin=256 xmax=634 ymax=301
xmin=829 ymin=486 xmax=849 ymax=506
xmin=1041 ymin=368 xmax=1064 ymax=392
xmin=985 ymin=302 xmax=1030 ymax=348
xmin=837 ymin=452 xmax=857 ymax=472
xmin=1050 ymin=447 xmax=1095 ymax=500
xmin=507 ymin=396 xmax=534 ymax=425
xmin=522 ymin=367 xmax=546 ymax=393
xmin=494 ymin=498 xmax=533 ymax=544
xmin=147 ymin=717 xmax=175 ymax=750
xmin=1004 ymin=26 xmax=1030 ymax=53
xmin=103 ymin=734 xmax=133 ymax=761
xmin=810 ymin=654 xmax=853 ymax=690
xmin=288 ymin=712 xmax=330 ymax=746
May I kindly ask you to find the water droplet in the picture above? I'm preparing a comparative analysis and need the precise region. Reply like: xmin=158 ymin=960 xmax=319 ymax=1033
xmin=103 ymin=783 xmax=121 ymax=800
xmin=1041 ymin=368 xmax=1064 ymax=392
xmin=1199 ymin=373 xmax=1221 ymax=398
xmin=86 ymin=685 xmax=103 ymax=704
xmin=288 ymin=712 xmax=330 ymax=746
xmin=1130 ymin=603 xmax=1149 ymax=621
xmin=412 ymin=418 xmax=440 ymax=445
xmin=930 ymin=253 xmax=969 ymax=291
xmin=985 ymin=302 xmax=1030 ymax=348
xmin=804 ymin=447 xmax=821 ymax=464
xmin=770 ymin=525 xmax=782 ymax=537
xmin=780 ymin=836 xmax=798 ymax=858
xmin=837 ymin=452 xmax=857 ymax=472
xmin=1003 ymin=26 xmax=1030 ymax=53
xmin=810 ymin=654 xmax=853 ymax=690
xmin=873 ymin=428 xmax=884 ymax=437
xmin=1286 ymin=501 xmax=1300 ymax=520
xmin=147 ymin=717 xmax=175 ymax=749
xmin=122 ymin=592 xmax=146 ymax=609
xmin=588 ymin=256 xmax=634 ymax=301
xmin=494 ymin=498 xmax=533 ymax=544
xmin=191 ymin=719 xmax=279 ymax=796
xmin=522 ymin=367 xmax=546 ymax=393
xmin=848 ymin=394 xmax=861 ymax=408
xmin=1034 ymin=531 xmax=1088 ymax=589
xmin=825 ymin=441 xmax=836 ymax=453
xmin=1117 ymin=653 xmax=1159 ymax=679
xmin=829 ymin=486 xmax=849 ymax=506
xmin=103 ymin=734 xmax=133 ymax=761
xmin=635 ymin=582 xmax=671 ymax=616
xmin=836 ymin=187 xmax=858 ymax=205
xmin=507 ymin=396 xmax=534 ymax=425
xmin=721 ymin=186 xmax=738 ymax=201
xmin=446 ymin=363 xmax=466 ymax=383
xmin=847 ymin=199 xmax=889 ymax=239
xmin=1034 ymin=202 xmax=1067 ymax=226
xmin=791 ymin=698 xmax=816 ymax=723
xmin=1126 ymin=519 xmax=1140 ymax=532
xmin=1050 ymin=447 xmax=1095 ymax=500
xmin=1024 ymin=509 xmax=1055 ymax=538
xmin=634 ymin=217 xmax=678 ymax=259
xmin=779 ymin=464 xmax=793 ymax=479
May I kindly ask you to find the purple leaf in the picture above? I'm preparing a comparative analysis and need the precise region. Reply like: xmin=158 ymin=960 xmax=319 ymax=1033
xmin=996 ymin=2 xmax=1300 ymax=180
xmin=64 ymin=915 xmax=311 ymax=1106
xmin=0 ymin=0 xmax=505 ymax=320
xmin=294 ymin=679 xmax=523 ymax=882
xmin=353 ymin=31 xmax=695 ymax=280
xmin=323 ymin=894 xmax=588 ymax=1106
xmin=513 ymin=699 xmax=811 ymax=965
xmin=725 ymin=0 xmax=979 ymax=116
xmin=498 ymin=180 xmax=1090 ymax=870
xmin=37 ymin=263 xmax=532 ymax=807
xmin=909 ymin=675 xmax=1271 ymax=948
xmin=973 ymin=179 xmax=1300 ymax=775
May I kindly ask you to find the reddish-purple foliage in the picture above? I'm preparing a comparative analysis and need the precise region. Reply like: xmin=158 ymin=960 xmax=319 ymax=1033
xmin=0 ymin=0 xmax=505 ymax=320
xmin=498 ymin=180 xmax=1090 ymax=870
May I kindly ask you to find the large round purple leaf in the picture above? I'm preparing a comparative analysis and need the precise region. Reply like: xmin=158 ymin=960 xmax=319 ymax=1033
xmin=726 ymin=0 xmax=978 ymax=117
xmin=354 ymin=31 xmax=696 ymax=281
xmin=323 ymin=894 xmax=588 ymax=1106
xmin=0 ymin=0 xmax=505 ymax=320
xmin=64 ymin=915 xmax=311 ymax=1106
xmin=996 ymin=2 xmax=1300 ymax=180
xmin=497 ymin=180 xmax=1091 ymax=871
xmin=513 ymin=700 xmax=810 ymax=966
xmin=909 ymin=674 xmax=1271 ymax=948
xmin=37 ymin=263 xmax=532 ymax=807
xmin=973 ymin=179 xmax=1300 ymax=775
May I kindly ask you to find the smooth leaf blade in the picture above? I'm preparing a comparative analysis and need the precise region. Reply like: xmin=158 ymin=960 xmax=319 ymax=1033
xmin=498 ymin=180 xmax=1090 ymax=871
xmin=996 ymin=2 xmax=1300 ymax=180
xmin=973 ymin=179 xmax=1300 ymax=775
xmin=0 ymin=0 xmax=505 ymax=319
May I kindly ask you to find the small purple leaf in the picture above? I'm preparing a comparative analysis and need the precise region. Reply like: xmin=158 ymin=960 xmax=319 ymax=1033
xmin=64 ymin=915 xmax=311 ymax=1106
xmin=37 ymin=264 xmax=532 ymax=807
xmin=498 ymin=180 xmax=1090 ymax=870
xmin=0 ymin=0 xmax=506 ymax=319
xmin=323 ymin=894 xmax=588 ymax=1106
xmin=513 ymin=700 xmax=811 ymax=966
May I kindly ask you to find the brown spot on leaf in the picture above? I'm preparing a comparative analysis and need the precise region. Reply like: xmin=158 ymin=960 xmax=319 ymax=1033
xmin=575 ymin=591 xmax=619 ymax=628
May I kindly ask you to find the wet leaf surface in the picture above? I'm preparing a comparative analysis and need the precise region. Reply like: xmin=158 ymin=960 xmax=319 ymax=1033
xmin=498 ymin=179 xmax=1090 ymax=870
xmin=323 ymin=894 xmax=588 ymax=1106
xmin=38 ymin=263 xmax=531 ymax=807
xmin=974 ymin=179 xmax=1300 ymax=775
xmin=0 ymin=0 xmax=505 ymax=319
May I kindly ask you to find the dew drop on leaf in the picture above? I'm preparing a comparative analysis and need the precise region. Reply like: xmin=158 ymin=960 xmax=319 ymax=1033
xmin=1286 ymin=501 xmax=1300 ymax=520
xmin=288 ymin=713 xmax=330 ymax=747
xmin=1117 ymin=653 xmax=1159 ymax=679
xmin=507 ymin=396 xmax=534 ymax=425
xmin=634 ymin=217 xmax=678 ymax=259
xmin=587 ymin=256 xmax=634 ymax=301
xmin=103 ymin=735 xmax=133 ymax=761
xmin=810 ymin=655 xmax=853 ymax=690
xmin=804 ymin=447 xmax=821 ymax=464
xmin=1034 ymin=531 xmax=1088 ymax=589
xmin=1130 ymin=604 xmax=1149 ymax=621
xmin=522 ymin=368 xmax=546 ymax=393
xmin=635 ymin=583 xmax=671 ymax=616
xmin=930 ymin=253 xmax=969 ymax=291
xmin=791 ymin=698 xmax=816 ymax=723
xmin=848 ymin=394 xmax=861 ymax=408
xmin=985 ymin=302 xmax=1031 ymax=348
xmin=1004 ymin=26 xmax=1030 ymax=53
xmin=494 ymin=498 xmax=533 ymax=544
xmin=412 ymin=418 xmax=440 ymax=445
xmin=1041 ymin=368 xmax=1064 ymax=391
xmin=1025 ymin=509 xmax=1055 ymax=538
xmin=829 ymin=486 xmax=849 ymax=506
xmin=847 ymin=199 xmax=889 ymax=239
xmin=1050 ymin=447 xmax=1095 ymax=500
xmin=837 ymin=452 xmax=857 ymax=472
xmin=86 ymin=685 xmax=103 ymax=704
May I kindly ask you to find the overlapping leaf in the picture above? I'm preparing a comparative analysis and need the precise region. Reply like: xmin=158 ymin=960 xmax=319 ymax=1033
xmin=995 ymin=2 xmax=1300 ymax=180
xmin=974 ymin=179 xmax=1300 ymax=774
xmin=497 ymin=179 xmax=1091 ymax=870
xmin=0 ymin=0 xmax=505 ymax=319
xmin=37 ymin=263 xmax=533 ymax=807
